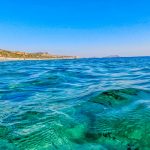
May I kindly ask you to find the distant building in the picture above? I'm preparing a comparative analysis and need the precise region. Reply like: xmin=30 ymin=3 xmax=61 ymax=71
xmin=14 ymin=51 xmax=26 ymax=55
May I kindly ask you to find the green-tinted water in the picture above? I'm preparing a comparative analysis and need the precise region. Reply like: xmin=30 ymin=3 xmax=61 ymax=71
xmin=0 ymin=58 xmax=150 ymax=149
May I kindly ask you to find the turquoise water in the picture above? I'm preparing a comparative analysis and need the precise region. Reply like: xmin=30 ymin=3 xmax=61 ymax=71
xmin=0 ymin=57 xmax=150 ymax=150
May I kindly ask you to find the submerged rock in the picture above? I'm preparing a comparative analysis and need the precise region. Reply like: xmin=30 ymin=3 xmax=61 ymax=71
xmin=90 ymin=88 xmax=149 ymax=107
xmin=0 ymin=140 xmax=17 ymax=150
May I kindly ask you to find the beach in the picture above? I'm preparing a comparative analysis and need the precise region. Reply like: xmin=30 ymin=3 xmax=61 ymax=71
xmin=0 ymin=57 xmax=78 ymax=61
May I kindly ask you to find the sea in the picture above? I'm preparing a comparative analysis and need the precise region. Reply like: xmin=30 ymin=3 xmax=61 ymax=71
xmin=0 ymin=57 xmax=150 ymax=150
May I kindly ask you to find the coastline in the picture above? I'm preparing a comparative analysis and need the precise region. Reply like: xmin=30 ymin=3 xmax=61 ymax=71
xmin=0 ymin=57 xmax=78 ymax=62
xmin=0 ymin=49 xmax=78 ymax=61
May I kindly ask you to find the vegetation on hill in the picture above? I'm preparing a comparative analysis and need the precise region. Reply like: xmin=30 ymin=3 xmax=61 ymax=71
xmin=0 ymin=49 xmax=76 ymax=59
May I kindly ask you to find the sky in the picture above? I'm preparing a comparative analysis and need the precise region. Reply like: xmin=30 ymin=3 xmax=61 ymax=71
xmin=0 ymin=0 xmax=150 ymax=57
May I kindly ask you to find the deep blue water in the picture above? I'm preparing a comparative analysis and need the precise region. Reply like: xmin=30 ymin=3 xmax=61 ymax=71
xmin=0 ymin=57 xmax=150 ymax=150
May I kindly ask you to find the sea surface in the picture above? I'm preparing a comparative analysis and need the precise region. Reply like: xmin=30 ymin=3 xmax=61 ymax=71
xmin=0 ymin=57 xmax=150 ymax=150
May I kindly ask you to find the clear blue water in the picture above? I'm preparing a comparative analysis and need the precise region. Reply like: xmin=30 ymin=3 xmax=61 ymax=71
xmin=0 ymin=57 xmax=150 ymax=150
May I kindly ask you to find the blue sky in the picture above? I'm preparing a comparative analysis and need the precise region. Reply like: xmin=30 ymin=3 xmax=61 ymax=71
xmin=0 ymin=0 xmax=150 ymax=57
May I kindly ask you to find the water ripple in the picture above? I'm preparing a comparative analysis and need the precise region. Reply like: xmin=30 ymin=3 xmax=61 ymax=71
xmin=0 ymin=58 xmax=150 ymax=149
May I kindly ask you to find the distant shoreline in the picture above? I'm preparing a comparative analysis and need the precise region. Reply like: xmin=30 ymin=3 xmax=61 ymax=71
xmin=1 ymin=56 xmax=150 ymax=62
xmin=0 ymin=57 xmax=77 ymax=62
xmin=0 ymin=49 xmax=78 ymax=61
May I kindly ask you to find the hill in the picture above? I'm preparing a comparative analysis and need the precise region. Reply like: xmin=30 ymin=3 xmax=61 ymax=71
xmin=0 ymin=49 xmax=77 ymax=60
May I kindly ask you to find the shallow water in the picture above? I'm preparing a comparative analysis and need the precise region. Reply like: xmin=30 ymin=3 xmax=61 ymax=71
xmin=0 ymin=57 xmax=150 ymax=150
